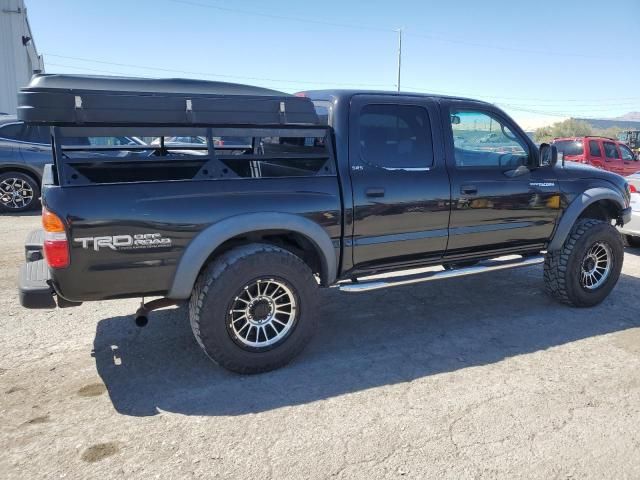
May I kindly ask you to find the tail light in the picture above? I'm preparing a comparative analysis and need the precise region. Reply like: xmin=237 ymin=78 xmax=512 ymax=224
xmin=630 ymin=184 xmax=637 ymax=193
xmin=42 ymin=207 xmax=69 ymax=268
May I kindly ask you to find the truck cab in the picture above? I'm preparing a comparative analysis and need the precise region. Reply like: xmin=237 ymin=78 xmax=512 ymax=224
xmin=304 ymin=91 xmax=561 ymax=276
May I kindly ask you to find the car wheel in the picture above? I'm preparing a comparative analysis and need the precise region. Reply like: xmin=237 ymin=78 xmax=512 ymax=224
xmin=544 ymin=219 xmax=623 ymax=307
xmin=0 ymin=172 xmax=40 ymax=212
xmin=624 ymin=234 xmax=640 ymax=248
xmin=189 ymin=243 xmax=319 ymax=374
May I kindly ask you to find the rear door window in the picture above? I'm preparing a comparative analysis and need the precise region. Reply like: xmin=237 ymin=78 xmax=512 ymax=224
xmin=603 ymin=142 xmax=621 ymax=160
xmin=588 ymin=140 xmax=602 ymax=157
xmin=358 ymin=104 xmax=434 ymax=169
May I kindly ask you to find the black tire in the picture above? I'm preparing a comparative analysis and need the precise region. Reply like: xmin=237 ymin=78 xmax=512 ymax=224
xmin=544 ymin=219 xmax=623 ymax=307
xmin=624 ymin=235 xmax=640 ymax=248
xmin=189 ymin=243 xmax=319 ymax=374
xmin=0 ymin=172 xmax=40 ymax=213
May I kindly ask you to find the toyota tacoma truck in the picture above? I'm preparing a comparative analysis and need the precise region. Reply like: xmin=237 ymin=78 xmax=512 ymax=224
xmin=17 ymin=74 xmax=632 ymax=374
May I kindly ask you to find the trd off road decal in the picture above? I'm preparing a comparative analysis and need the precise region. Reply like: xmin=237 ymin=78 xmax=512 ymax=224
xmin=74 ymin=233 xmax=172 ymax=251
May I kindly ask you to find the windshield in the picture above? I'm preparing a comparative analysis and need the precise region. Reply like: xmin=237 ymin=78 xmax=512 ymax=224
xmin=554 ymin=140 xmax=584 ymax=156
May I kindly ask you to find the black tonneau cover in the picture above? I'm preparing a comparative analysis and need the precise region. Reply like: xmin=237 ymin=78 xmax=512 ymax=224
xmin=17 ymin=74 xmax=319 ymax=126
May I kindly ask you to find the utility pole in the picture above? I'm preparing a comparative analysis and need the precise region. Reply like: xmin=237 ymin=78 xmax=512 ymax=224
xmin=396 ymin=28 xmax=402 ymax=92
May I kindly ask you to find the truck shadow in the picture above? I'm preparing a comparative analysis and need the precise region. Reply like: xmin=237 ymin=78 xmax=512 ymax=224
xmin=0 ymin=209 xmax=40 ymax=217
xmin=623 ymin=246 xmax=640 ymax=258
xmin=93 ymin=266 xmax=640 ymax=417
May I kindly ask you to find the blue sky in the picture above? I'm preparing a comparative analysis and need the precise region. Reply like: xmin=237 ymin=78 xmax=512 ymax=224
xmin=26 ymin=0 xmax=640 ymax=129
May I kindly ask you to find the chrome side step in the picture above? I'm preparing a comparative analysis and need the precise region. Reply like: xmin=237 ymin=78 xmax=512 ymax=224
xmin=339 ymin=254 xmax=545 ymax=293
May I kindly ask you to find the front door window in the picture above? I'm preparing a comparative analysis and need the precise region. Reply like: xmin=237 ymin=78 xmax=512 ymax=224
xmin=450 ymin=110 xmax=529 ymax=169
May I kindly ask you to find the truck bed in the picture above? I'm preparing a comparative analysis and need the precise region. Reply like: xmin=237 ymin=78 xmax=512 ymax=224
xmin=43 ymin=175 xmax=342 ymax=301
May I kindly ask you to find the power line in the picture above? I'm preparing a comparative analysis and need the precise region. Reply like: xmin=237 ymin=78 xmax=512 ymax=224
xmin=396 ymin=28 xmax=402 ymax=92
xmin=46 ymin=62 xmax=156 ymax=77
xmin=489 ymin=100 xmax=640 ymax=108
xmin=401 ymin=85 xmax=640 ymax=103
xmin=169 ymin=0 xmax=394 ymax=32
xmin=496 ymin=104 xmax=635 ymax=118
xmin=168 ymin=0 xmax=621 ymax=60
xmin=404 ymin=32 xmax=619 ymax=60
xmin=43 ymin=54 xmax=392 ymax=88
xmin=499 ymin=106 xmax=569 ymax=117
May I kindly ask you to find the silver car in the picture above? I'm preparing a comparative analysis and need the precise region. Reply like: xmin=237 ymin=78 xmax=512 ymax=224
xmin=619 ymin=172 xmax=640 ymax=247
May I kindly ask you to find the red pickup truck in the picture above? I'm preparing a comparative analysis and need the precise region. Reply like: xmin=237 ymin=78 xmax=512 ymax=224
xmin=553 ymin=136 xmax=639 ymax=177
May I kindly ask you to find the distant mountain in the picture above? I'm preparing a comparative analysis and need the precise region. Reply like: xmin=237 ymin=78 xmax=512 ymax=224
xmin=575 ymin=112 xmax=640 ymax=130
xmin=614 ymin=112 xmax=640 ymax=121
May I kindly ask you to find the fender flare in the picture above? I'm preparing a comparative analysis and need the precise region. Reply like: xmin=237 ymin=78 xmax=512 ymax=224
xmin=166 ymin=212 xmax=338 ymax=299
xmin=547 ymin=187 xmax=625 ymax=251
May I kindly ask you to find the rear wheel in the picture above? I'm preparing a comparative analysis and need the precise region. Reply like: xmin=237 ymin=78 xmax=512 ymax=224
xmin=189 ymin=244 xmax=319 ymax=374
xmin=0 ymin=172 xmax=39 ymax=212
xmin=544 ymin=219 xmax=623 ymax=307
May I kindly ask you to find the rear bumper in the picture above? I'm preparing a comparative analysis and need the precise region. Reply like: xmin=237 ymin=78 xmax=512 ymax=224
xmin=18 ymin=259 xmax=56 ymax=309
xmin=18 ymin=229 xmax=82 ymax=309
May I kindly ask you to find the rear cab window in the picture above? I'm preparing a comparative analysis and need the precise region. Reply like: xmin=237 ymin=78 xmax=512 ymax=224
xmin=312 ymin=101 xmax=332 ymax=126
xmin=554 ymin=140 xmax=584 ymax=157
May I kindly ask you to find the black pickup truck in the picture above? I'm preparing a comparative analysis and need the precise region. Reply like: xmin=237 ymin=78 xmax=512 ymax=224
xmin=17 ymin=75 xmax=632 ymax=373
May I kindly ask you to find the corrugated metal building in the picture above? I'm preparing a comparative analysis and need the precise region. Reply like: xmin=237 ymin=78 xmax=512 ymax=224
xmin=0 ymin=0 xmax=43 ymax=114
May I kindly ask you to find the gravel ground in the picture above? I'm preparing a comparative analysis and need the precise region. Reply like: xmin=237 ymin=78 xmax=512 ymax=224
xmin=1 ymin=213 xmax=640 ymax=479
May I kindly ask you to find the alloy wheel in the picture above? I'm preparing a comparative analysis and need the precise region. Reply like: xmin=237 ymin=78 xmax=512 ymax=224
xmin=580 ymin=241 xmax=612 ymax=290
xmin=227 ymin=278 xmax=298 ymax=350
xmin=0 ymin=177 xmax=34 ymax=209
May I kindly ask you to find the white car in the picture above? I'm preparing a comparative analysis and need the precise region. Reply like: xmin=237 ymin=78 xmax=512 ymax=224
xmin=619 ymin=172 xmax=640 ymax=247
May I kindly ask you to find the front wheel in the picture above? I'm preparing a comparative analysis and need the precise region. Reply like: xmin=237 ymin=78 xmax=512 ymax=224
xmin=544 ymin=219 xmax=623 ymax=307
xmin=189 ymin=244 xmax=319 ymax=374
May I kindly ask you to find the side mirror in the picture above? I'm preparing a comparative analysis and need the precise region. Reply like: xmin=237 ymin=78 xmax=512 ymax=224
xmin=450 ymin=115 xmax=461 ymax=125
xmin=539 ymin=143 xmax=558 ymax=167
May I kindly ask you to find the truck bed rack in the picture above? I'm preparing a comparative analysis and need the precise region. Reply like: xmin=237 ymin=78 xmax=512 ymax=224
xmin=16 ymin=75 xmax=335 ymax=185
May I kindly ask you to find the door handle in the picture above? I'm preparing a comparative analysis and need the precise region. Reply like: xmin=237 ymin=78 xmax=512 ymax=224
xmin=460 ymin=185 xmax=478 ymax=195
xmin=365 ymin=187 xmax=385 ymax=198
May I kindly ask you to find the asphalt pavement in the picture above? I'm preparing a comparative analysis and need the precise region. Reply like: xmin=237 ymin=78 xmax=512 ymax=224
xmin=1 ymin=212 xmax=639 ymax=479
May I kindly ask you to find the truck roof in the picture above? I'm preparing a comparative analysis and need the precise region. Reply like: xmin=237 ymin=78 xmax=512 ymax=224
xmin=17 ymin=74 xmax=320 ymax=127
xmin=298 ymin=89 xmax=492 ymax=105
